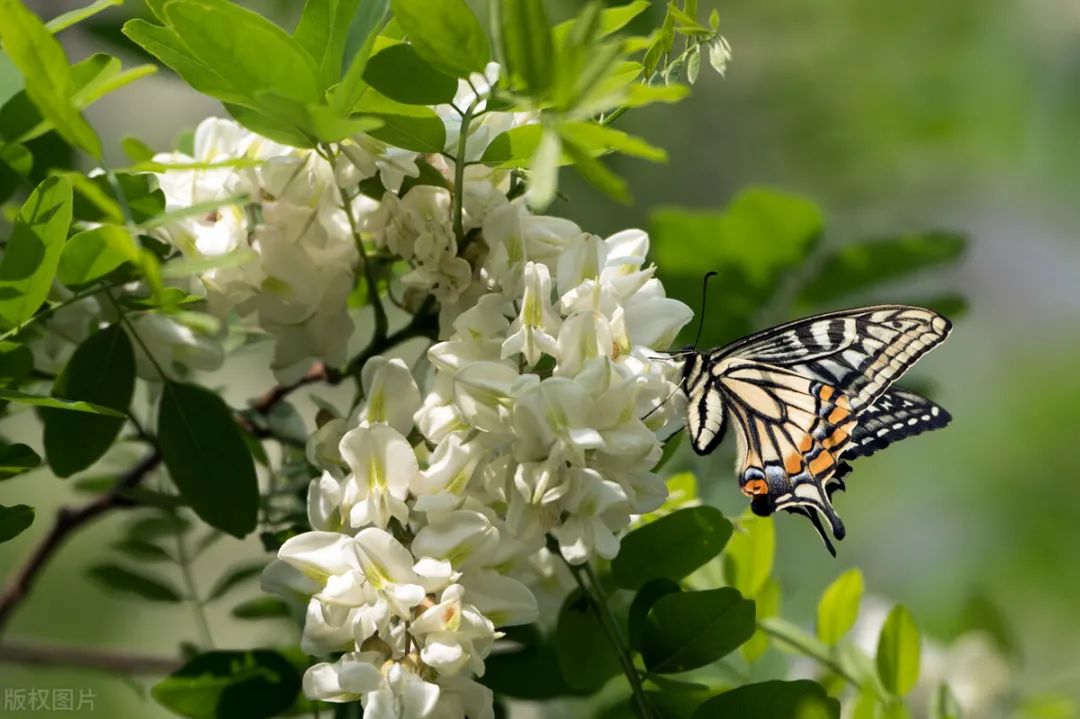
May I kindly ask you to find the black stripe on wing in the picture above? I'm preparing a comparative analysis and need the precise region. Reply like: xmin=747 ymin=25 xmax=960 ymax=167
xmin=842 ymin=386 xmax=952 ymax=461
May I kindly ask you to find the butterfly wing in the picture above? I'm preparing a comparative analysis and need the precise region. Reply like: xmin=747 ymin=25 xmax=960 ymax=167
xmin=708 ymin=305 xmax=952 ymax=413
xmin=711 ymin=359 xmax=857 ymax=554
xmin=842 ymin=386 xmax=952 ymax=461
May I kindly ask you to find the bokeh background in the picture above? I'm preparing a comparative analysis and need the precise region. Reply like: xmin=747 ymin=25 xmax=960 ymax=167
xmin=2 ymin=0 xmax=1079 ymax=716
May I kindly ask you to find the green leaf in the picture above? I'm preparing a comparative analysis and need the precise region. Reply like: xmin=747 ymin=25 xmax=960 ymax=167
xmin=723 ymin=513 xmax=775 ymax=598
xmin=390 ymin=0 xmax=490 ymax=78
xmin=45 ymin=0 xmax=122 ymax=34
xmin=87 ymin=563 xmax=182 ymax=602
xmin=363 ymin=42 xmax=458 ymax=105
xmin=126 ymin=514 xmax=190 ymax=542
xmin=627 ymin=578 xmax=680 ymax=651
xmin=0 ymin=342 xmax=33 ymax=387
xmin=642 ymin=587 xmax=756 ymax=673
xmin=691 ymin=680 xmax=841 ymax=719
xmin=152 ymin=650 xmax=300 ymax=719
xmin=121 ymin=135 xmax=156 ymax=163
xmin=563 ymin=137 xmax=630 ymax=203
xmin=158 ymin=381 xmax=258 ymax=538
xmin=162 ymin=1 xmax=323 ymax=103
xmin=554 ymin=590 xmax=621 ymax=691
xmin=208 ymin=562 xmax=264 ymax=601
xmin=57 ymin=225 xmax=139 ymax=286
xmin=112 ymin=538 xmax=173 ymax=562
xmin=0 ymin=49 xmax=23 ymax=107
xmin=328 ymin=0 xmax=386 ymax=114
xmin=354 ymin=91 xmax=447 ymax=151
xmin=559 ymin=121 xmax=667 ymax=162
xmin=42 ymin=324 xmax=135 ymax=477
xmin=122 ymin=19 xmax=245 ymax=104
xmin=481 ymin=124 xmax=544 ymax=168
xmin=525 ymin=126 xmax=560 ymax=210
xmin=499 ymin=0 xmax=554 ymax=95
xmin=0 ymin=176 xmax=73 ymax=328
xmin=817 ymin=568 xmax=864 ymax=646
xmin=651 ymin=187 xmax=823 ymax=348
xmin=797 ymin=232 xmax=967 ymax=307
xmin=612 ymin=506 xmax=732 ymax=589
xmin=0 ymin=389 xmax=125 ymax=416
xmin=292 ymin=0 xmax=362 ymax=87
xmin=0 ymin=443 xmax=40 ymax=480
xmin=231 ymin=597 xmax=290 ymax=620
xmin=70 ymin=171 xmax=164 ymax=224
xmin=481 ymin=642 xmax=589 ymax=699
xmin=0 ymin=0 xmax=101 ymax=156
xmin=876 ymin=604 xmax=921 ymax=696
xmin=552 ymin=0 xmax=650 ymax=47
xmin=641 ymin=676 xmax=717 ymax=719
xmin=0 ymin=504 xmax=34 ymax=542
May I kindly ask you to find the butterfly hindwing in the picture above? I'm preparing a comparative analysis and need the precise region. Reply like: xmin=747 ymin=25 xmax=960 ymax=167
xmin=842 ymin=386 xmax=952 ymax=461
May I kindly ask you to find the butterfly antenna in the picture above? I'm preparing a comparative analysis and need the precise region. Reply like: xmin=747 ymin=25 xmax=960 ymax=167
xmin=692 ymin=271 xmax=718 ymax=350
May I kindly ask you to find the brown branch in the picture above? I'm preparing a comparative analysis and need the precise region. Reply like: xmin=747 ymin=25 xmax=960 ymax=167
xmin=0 ymin=640 xmax=180 ymax=675
xmin=0 ymin=451 xmax=161 ymax=639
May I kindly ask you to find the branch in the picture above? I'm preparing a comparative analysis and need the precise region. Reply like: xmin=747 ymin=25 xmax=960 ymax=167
xmin=0 ymin=640 xmax=180 ymax=675
xmin=0 ymin=451 xmax=161 ymax=638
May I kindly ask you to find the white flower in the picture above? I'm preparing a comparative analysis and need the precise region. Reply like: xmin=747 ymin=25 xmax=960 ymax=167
xmin=501 ymin=262 xmax=560 ymax=366
xmin=303 ymin=651 xmax=384 ymax=703
xmin=339 ymin=424 xmax=421 ymax=530
xmin=409 ymin=584 xmax=496 ymax=677
xmin=358 ymin=356 xmax=423 ymax=435
xmin=551 ymin=470 xmax=631 ymax=564
xmin=363 ymin=661 xmax=441 ymax=719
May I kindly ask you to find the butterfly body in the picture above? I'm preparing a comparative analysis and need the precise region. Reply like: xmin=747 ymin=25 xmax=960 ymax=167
xmin=681 ymin=305 xmax=952 ymax=554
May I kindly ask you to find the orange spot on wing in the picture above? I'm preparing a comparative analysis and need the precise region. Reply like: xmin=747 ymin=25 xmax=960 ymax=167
xmin=798 ymin=434 xmax=814 ymax=453
xmin=809 ymin=451 xmax=835 ymax=475
xmin=827 ymin=407 xmax=850 ymax=424
xmin=823 ymin=428 xmax=850 ymax=450
xmin=785 ymin=453 xmax=803 ymax=474
xmin=741 ymin=478 xmax=769 ymax=497
xmin=818 ymin=385 xmax=835 ymax=401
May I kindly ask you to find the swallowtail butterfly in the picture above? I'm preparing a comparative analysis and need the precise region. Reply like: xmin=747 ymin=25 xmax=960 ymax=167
xmin=680 ymin=303 xmax=952 ymax=554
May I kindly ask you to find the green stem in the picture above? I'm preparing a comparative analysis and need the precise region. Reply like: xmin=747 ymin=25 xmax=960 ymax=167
xmin=452 ymin=98 xmax=482 ymax=243
xmin=757 ymin=619 xmax=875 ymax=696
xmin=0 ymin=280 xmax=124 ymax=343
xmin=173 ymin=522 xmax=213 ymax=649
xmin=563 ymin=555 xmax=651 ymax=719
xmin=103 ymin=290 xmax=168 ymax=381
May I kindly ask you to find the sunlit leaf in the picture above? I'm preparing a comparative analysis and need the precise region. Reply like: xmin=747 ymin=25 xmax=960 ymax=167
xmin=390 ymin=0 xmax=490 ymax=78
xmin=499 ymin=0 xmax=554 ymax=96
xmin=57 ymin=225 xmax=140 ymax=286
xmin=292 ymin=0 xmax=362 ymax=87
xmin=363 ymin=42 xmax=457 ymax=105
xmin=723 ymin=512 xmax=775 ymax=598
xmin=0 ymin=389 xmax=126 ymax=417
xmin=817 ymin=568 xmax=864 ymax=646
xmin=45 ymin=0 xmax=122 ymax=34
xmin=876 ymin=604 xmax=921 ymax=696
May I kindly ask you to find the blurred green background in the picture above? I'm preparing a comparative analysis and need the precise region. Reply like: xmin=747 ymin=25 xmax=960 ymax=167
xmin=2 ymin=0 xmax=1079 ymax=716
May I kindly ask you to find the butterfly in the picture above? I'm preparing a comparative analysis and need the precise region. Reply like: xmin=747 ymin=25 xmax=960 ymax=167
xmin=680 ymin=304 xmax=952 ymax=555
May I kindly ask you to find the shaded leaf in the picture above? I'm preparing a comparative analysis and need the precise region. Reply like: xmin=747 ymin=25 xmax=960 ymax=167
xmin=742 ymin=577 xmax=780 ymax=663
xmin=231 ymin=597 xmax=290 ymax=620
xmin=691 ymin=680 xmax=840 ymax=719
xmin=158 ymin=382 xmax=258 ymax=538
xmin=612 ymin=506 xmax=731 ymax=589
xmin=113 ymin=538 xmax=173 ymax=562
xmin=0 ymin=503 xmax=34 ymax=542
xmin=87 ymin=563 xmax=182 ymax=601
xmin=363 ymin=42 xmax=457 ymax=105
xmin=0 ymin=176 xmax=73 ymax=328
xmin=554 ymin=590 xmax=621 ymax=691
xmin=42 ymin=324 xmax=135 ymax=477
xmin=0 ymin=442 xmax=40 ymax=480
xmin=208 ymin=562 xmax=265 ymax=601
xmin=126 ymin=514 xmax=190 ymax=542
xmin=798 ymin=232 xmax=966 ymax=307
xmin=152 ymin=650 xmax=300 ymax=719
xmin=481 ymin=640 xmax=591 ymax=699
xmin=627 ymin=578 xmax=680 ymax=651
xmin=0 ymin=389 xmax=126 ymax=417
xmin=642 ymin=587 xmax=755 ymax=673
xmin=0 ymin=342 xmax=33 ymax=388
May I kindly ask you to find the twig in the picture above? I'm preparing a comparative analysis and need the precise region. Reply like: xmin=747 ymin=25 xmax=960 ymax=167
xmin=0 ymin=451 xmax=162 ymax=638
xmin=0 ymin=640 xmax=180 ymax=675
xmin=250 ymin=361 xmax=334 ymax=415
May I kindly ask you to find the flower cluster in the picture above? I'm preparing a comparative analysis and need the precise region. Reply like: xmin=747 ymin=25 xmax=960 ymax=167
xmin=160 ymin=63 xmax=693 ymax=717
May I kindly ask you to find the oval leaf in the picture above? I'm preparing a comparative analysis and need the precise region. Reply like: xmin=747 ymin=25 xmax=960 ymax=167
xmin=87 ymin=563 xmax=182 ymax=602
xmin=231 ymin=596 xmax=290 ymax=620
xmin=208 ymin=561 xmax=265 ymax=601
xmin=627 ymin=578 xmax=680 ymax=651
xmin=554 ymin=590 xmax=621 ymax=691
xmin=642 ymin=587 xmax=756 ymax=674
xmin=152 ymin=650 xmax=300 ymax=719
xmin=363 ymin=42 xmax=457 ymax=105
xmin=158 ymin=382 xmax=258 ymax=538
xmin=817 ymin=568 xmax=864 ymax=645
xmin=876 ymin=604 xmax=921 ymax=696
xmin=723 ymin=513 xmax=775 ymax=598
xmin=57 ymin=225 xmax=139 ymax=286
xmin=0 ymin=442 xmax=41 ymax=480
xmin=42 ymin=324 xmax=136 ymax=477
xmin=691 ymin=680 xmax=841 ymax=719
xmin=499 ymin=0 xmax=554 ymax=95
xmin=612 ymin=505 xmax=732 ymax=589
xmin=0 ymin=504 xmax=34 ymax=542
xmin=390 ymin=0 xmax=490 ymax=78
xmin=0 ymin=176 xmax=73 ymax=328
